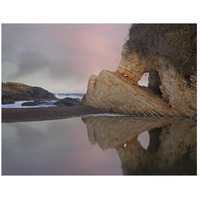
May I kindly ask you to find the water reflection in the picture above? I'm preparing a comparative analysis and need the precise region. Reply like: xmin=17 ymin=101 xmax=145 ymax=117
xmin=2 ymin=119 xmax=121 ymax=175
xmin=82 ymin=117 xmax=196 ymax=175
xmin=137 ymin=131 xmax=150 ymax=150
xmin=2 ymin=116 xmax=196 ymax=175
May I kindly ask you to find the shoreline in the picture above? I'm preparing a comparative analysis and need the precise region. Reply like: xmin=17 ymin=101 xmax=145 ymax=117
xmin=2 ymin=105 xmax=196 ymax=123
xmin=2 ymin=105 xmax=106 ymax=123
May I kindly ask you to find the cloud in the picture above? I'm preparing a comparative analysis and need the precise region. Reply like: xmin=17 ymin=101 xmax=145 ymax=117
xmin=8 ymin=51 xmax=52 ymax=79
xmin=2 ymin=24 xmax=131 ymax=92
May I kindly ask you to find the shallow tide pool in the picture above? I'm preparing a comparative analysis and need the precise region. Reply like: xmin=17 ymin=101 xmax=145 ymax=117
xmin=2 ymin=117 xmax=197 ymax=175
xmin=2 ymin=118 xmax=122 ymax=175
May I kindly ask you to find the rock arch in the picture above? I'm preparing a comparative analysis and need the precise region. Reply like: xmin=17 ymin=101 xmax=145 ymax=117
xmin=83 ymin=46 xmax=196 ymax=118
xmin=138 ymin=69 xmax=162 ymax=98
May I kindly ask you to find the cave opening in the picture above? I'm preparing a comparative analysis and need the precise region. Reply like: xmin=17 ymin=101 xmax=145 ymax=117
xmin=138 ymin=70 xmax=162 ymax=97
xmin=148 ymin=70 xmax=162 ymax=97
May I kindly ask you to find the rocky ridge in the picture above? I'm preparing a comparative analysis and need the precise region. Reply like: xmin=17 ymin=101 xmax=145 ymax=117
xmin=2 ymin=82 xmax=57 ymax=104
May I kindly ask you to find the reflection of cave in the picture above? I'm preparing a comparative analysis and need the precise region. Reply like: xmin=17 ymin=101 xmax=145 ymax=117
xmin=137 ymin=127 xmax=162 ymax=153
xmin=137 ymin=131 xmax=150 ymax=150
xmin=147 ymin=127 xmax=162 ymax=153
xmin=148 ymin=70 xmax=162 ymax=97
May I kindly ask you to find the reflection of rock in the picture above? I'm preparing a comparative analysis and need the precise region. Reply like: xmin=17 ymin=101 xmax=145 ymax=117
xmin=147 ymin=127 xmax=162 ymax=153
xmin=2 ymin=82 xmax=57 ymax=103
xmin=82 ymin=117 xmax=172 ymax=149
xmin=82 ymin=116 xmax=196 ymax=175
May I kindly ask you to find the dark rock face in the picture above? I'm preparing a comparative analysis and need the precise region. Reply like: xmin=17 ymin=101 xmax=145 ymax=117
xmin=2 ymin=99 xmax=15 ymax=104
xmin=21 ymin=102 xmax=39 ymax=106
xmin=21 ymin=99 xmax=55 ymax=107
xmin=2 ymin=82 xmax=57 ymax=104
xmin=54 ymin=97 xmax=81 ymax=107
xmin=147 ymin=127 xmax=162 ymax=153
xmin=148 ymin=70 xmax=162 ymax=96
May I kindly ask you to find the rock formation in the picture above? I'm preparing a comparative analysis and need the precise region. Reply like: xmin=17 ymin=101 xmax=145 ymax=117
xmin=2 ymin=82 xmax=57 ymax=104
xmin=82 ymin=25 xmax=197 ymax=119
xmin=82 ymin=116 xmax=196 ymax=175
xmin=21 ymin=101 xmax=40 ymax=107
xmin=54 ymin=97 xmax=81 ymax=107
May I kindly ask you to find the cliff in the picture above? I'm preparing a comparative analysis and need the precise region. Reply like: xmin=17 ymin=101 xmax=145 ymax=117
xmin=82 ymin=24 xmax=197 ymax=118
xmin=2 ymin=82 xmax=57 ymax=104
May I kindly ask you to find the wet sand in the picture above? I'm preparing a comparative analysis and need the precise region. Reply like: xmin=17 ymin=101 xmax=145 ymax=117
xmin=2 ymin=105 xmax=106 ymax=123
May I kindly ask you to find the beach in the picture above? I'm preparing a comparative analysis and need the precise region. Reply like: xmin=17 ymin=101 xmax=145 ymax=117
xmin=2 ymin=105 xmax=106 ymax=123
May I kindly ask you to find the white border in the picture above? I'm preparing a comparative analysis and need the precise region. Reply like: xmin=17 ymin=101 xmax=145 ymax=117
xmin=0 ymin=0 xmax=199 ymax=200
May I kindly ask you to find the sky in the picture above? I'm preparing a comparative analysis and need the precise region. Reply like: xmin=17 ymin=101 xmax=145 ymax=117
xmin=2 ymin=24 xmax=131 ymax=93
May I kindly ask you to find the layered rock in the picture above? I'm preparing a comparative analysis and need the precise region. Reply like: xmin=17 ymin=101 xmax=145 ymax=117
xmin=82 ymin=45 xmax=196 ymax=118
xmin=2 ymin=82 xmax=57 ymax=104
xmin=117 ymin=46 xmax=197 ymax=117
xmin=82 ymin=116 xmax=196 ymax=175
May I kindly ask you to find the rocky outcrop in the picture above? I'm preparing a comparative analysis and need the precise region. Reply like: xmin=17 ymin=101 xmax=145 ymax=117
xmin=82 ymin=44 xmax=197 ymax=118
xmin=82 ymin=116 xmax=196 ymax=175
xmin=2 ymin=82 xmax=57 ymax=104
xmin=21 ymin=99 xmax=53 ymax=107
xmin=54 ymin=97 xmax=81 ymax=107
xmin=21 ymin=101 xmax=40 ymax=106
xmin=2 ymin=98 xmax=15 ymax=104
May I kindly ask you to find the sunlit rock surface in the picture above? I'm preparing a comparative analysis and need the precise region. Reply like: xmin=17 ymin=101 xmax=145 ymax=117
xmin=82 ymin=70 xmax=178 ymax=117
xmin=82 ymin=116 xmax=196 ymax=175
xmin=82 ymin=44 xmax=196 ymax=118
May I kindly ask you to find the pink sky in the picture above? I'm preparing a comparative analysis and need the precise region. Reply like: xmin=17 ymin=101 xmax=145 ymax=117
xmin=2 ymin=24 xmax=131 ymax=93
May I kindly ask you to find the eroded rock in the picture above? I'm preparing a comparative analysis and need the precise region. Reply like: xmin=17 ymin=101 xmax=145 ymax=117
xmin=82 ymin=70 xmax=180 ymax=117
xmin=82 ymin=44 xmax=196 ymax=118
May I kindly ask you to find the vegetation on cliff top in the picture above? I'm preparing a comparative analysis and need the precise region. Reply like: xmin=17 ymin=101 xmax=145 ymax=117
xmin=126 ymin=24 xmax=197 ymax=81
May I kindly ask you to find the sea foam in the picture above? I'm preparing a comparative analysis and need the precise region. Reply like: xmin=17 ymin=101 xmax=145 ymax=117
xmin=54 ymin=93 xmax=85 ymax=100
xmin=2 ymin=93 xmax=85 ymax=109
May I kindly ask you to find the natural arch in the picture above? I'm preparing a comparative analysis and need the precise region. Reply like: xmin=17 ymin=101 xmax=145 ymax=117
xmin=138 ymin=70 xmax=162 ymax=97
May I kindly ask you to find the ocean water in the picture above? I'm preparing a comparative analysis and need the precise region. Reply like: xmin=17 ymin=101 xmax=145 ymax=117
xmin=2 ymin=116 xmax=196 ymax=175
xmin=2 ymin=93 xmax=85 ymax=109
xmin=54 ymin=93 xmax=85 ymax=100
